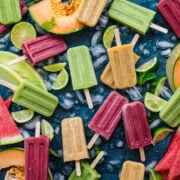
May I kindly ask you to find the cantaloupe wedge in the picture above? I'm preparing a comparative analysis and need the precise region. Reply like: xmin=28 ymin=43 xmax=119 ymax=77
xmin=29 ymin=0 xmax=84 ymax=34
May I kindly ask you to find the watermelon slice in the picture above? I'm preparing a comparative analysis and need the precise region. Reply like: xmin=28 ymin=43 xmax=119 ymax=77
xmin=4 ymin=95 xmax=13 ymax=109
xmin=0 ymin=97 xmax=23 ymax=145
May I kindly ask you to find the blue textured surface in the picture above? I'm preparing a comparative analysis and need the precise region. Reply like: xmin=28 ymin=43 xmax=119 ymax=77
xmin=0 ymin=0 xmax=179 ymax=179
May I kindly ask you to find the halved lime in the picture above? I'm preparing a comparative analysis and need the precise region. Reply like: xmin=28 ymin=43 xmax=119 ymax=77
xmin=144 ymin=92 xmax=167 ymax=112
xmin=136 ymin=57 xmax=158 ymax=73
xmin=149 ymin=168 xmax=162 ymax=180
xmin=41 ymin=119 xmax=54 ymax=141
xmin=11 ymin=109 xmax=34 ymax=123
xmin=10 ymin=21 xmax=36 ymax=49
xmin=52 ymin=69 xmax=69 ymax=90
xmin=149 ymin=76 xmax=167 ymax=96
xmin=103 ymin=25 xmax=116 ymax=49
xmin=153 ymin=126 xmax=173 ymax=144
xmin=43 ymin=63 xmax=66 ymax=72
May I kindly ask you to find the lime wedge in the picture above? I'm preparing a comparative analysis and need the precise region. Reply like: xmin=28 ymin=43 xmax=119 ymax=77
xmin=12 ymin=110 xmax=34 ymax=123
xmin=43 ymin=63 xmax=66 ymax=72
xmin=41 ymin=119 xmax=54 ymax=141
xmin=49 ymin=148 xmax=60 ymax=158
xmin=52 ymin=69 xmax=69 ymax=90
xmin=11 ymin=21 xmax=36 ymax=49
xmin=144 ymin=92 xmax=167 ymax=112
xmin=103 ymin=25 xmax=116 ymax=49
xmin=149 ymin=76 xmax=167 ymax=96
xmin=149 ymin=168 xmax=162 ymax=180
xmin=136 ymin=57 xmax=158 ymax=73
xmin=153 ymin=126 xmax=173 ymax=144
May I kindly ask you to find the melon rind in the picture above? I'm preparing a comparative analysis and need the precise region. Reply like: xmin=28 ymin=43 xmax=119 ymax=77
xmin=0 ymin=134 xmax=23 ymax=146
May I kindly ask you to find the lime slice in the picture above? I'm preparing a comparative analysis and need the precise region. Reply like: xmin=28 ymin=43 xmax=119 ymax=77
xmin=52 ymin=69 xmax=69 ymax=90
xmin=11 ymin=110 xmax=34 ymax=123
xmin=10 ymin=21 xmax=36 ymax=49
xmin=43 ymin=63 xmax=66 ymax=72
xmin=49 ymin=148 xmax=60 ymax=158
xmin=149 ymin=76 xmax=167 ymax=96
xmin=149 ymin=168 xmax=162 ymax=180
xmin=144 ymin=92 xmax=167 ymax=112
xmin=103 ymin=25 xmax=116 ymax=49
xmin=136 ymin=57 xmax=158 ymax=73
xmin=153 ymin=126 xmax=173 ymax=144
xmin=41 ymin=119 xmax=54 ymax=141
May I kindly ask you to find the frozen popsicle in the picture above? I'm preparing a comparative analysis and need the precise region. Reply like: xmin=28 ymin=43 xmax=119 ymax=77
xmin=0 ymin=0 xmax=22 ymax=25
xmin=67 ymin=45 xmax=97 ymax=109
xmin=160 ymin=87 xmax=180 ymax=127
xmin=101 ymin=32 xmax=140 ymax=89
xmin=8 ymin=34 xmax=67 ymax=66
xmin=157 ymin=0 xmax=180 ymax=38
xmin=108 ymin=0 xmax=168 ymax=35
xmin=61 ymin=117 xmax=89 ymax=176
xmin=25 ymin=121 xmax=50 ymax=180
xmin=68 ymin=151 xmax=104 ymax=180
xmin=119 ymin=161 xmax=145 ymax=180
xmin=122 ymin=101 xmax=153 ymax=161
xmin=87 ymin=91 xmax=128 ymax=149
xmin=0 ymin=79 xmax=59 ymax=117
xmin=77 ymin=0 xmax=108 ymax=27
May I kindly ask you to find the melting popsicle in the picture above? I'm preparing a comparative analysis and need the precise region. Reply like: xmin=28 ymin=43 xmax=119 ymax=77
xmin=25 ymin=121 xmax=50 ymax=180
xmin=122 ymin=101 xmax=153 ymax=161
xmin=8 ymin=34 xmax=67 ymax=66
xmin=61 ymin=117 xmax=89 ymax=176
xmin=0 ymin=79 xmax=59 ymax=117
xmin=108 ymin=0 xmax=168 ymax=35
xmin=77 ymin=0 xmax=108 ymax=27
xmin=87 ymin=91 xmax=128 ymax=149
xmin=67 ymin=45 xmax=97 ymax=109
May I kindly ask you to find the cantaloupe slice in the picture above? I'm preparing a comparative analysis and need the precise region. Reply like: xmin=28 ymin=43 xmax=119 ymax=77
xmin=29 ymin=0 xmax=84 ymax=34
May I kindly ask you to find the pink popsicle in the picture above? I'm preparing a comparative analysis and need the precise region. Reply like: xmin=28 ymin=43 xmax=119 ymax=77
xmin=88 ymin=91 xmax=128 ymax=149
xmin=122 ymin=101 xmax=153 ymax=161
xmin=8 ymin=34 xmax=67 ymax=66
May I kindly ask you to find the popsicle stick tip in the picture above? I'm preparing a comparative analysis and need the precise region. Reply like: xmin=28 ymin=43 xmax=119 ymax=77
xmin=90 ymin=151 xmax=105 ymax=169
xmin=84 ymin=89 xmax=93 ymax=109
xmin=139 ymin=147 xmax=145 ymax=162
xmin=0 ymin=79 xmax=17 ymax=91
xmin=75 ymin=161 xmax=81 ymax=176
xmin=114 ymin=28 xmax=121 ymax=46
xmin=150 ymin=23 xmax=168 ymax=34
xmin=131 ymin=33 xmax=140 ymax=48
xmin=7 ymin=55 xmax=26 ymax=66
xmin=35 ymin=121 xmax=41 ymax=137
xmin=87 ymin=133 xmax=99 ymax=149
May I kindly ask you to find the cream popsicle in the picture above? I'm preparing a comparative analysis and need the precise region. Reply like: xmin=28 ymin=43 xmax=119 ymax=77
xmin=87 ymin=91 xmax=128 ymax=149
xmin=77 ymin=0 xmax=108 ymax=27
xmin=0 ymin=79 xmax=59 ymax=117
xmin=0 ymin=0 xmax=22 ymax=25
xmin=67 ymin=45 xmax=97 ymax=109
xmin=108 ymin=0 xmax=168 ymax=35
xmin=25 ymin=121 xmax=50 ymax=180
xmin=8 ymin=34 xmax=67 ymax=66
xmin=119 ymin=161 xmax=145 ymax=180
xmin=157 ymin=0 xmax=180 ymax=38
xmin=160 ymin=87 xmax=180 ymax=127
xmin=61 ymin=117 xmax=89 ymax=176
xmin=122 ymin=101 xmax=153 ymax=161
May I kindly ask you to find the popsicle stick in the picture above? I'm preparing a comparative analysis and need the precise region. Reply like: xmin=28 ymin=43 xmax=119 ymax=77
xmin=131 ymin=33 xmax=140 ymax=48
xmin=114 ymin=28 xmax=122 ymax=46
xmin=0 ymin=79 xmax=17 ymax=91
xmin=87 ymin=133 xmax=99 ymax=149
xmin=35 ymin=121 xmax=40 ymax=137
xmin=84 ymin=88 xmax=93 ymax=109
xmin=139 ymin=147 xmax=145 ymax=162
xmin=75 ymin=160 xmax=81 ymax=176
xmin=90 ymin=151 xmax=104 ymax=169
xmin=150 ymin=23 xmax=168 ymax=34
xmin=7 ymin=55 xmax=26 ymax=66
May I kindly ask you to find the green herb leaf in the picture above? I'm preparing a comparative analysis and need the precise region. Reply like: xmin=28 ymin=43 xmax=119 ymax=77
xmin=41 ymin=17 xmax=56 ymax=31
xmin=137 ymin=72 xmax=157 ymax=85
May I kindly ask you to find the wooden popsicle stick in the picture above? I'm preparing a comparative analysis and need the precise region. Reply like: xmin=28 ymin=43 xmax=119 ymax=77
xmin=150 ymin=23 xmax=168 ymax=34
xmin=139 ymin=147 xmax=145 ymax=162
xmin=35 ymin=121 xmax=41 ymax=137
xmin=114 ymin=28 xmax=122 ymax=46
xmin=75 ymin=160 xmax=81 ymax=176
xmin=84 ymin=88 xmax=93 ymax=109
xmin=131 ymin=33 xmax=140 ymax=48
xmin=0 ymin=79 xmax=17 ymax=91
xmin=7 ymin=55 xmax=26 ymax=66
xmin=90 ymin=151 xmax=104 ymax=169
xmin=87 ymin=133 xmax=99 ymax=149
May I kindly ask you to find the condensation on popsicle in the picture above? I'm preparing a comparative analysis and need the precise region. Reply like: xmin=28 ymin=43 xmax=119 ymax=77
xmin=8 ymin=34 xmax=67 ymax=66
xmin=87 ymin=91 xmax=128 ymax=149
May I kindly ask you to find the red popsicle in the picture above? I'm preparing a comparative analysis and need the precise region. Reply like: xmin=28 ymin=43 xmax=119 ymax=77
xmin=157 ymin=0 xmax=180 ymax=38
xmin=8 ymin=34 xmax=67 ymax=66
xmin=122 ymin=101 xmax=153 ymax=161
xmin=87 ymin=91 xmax=128 ymax=149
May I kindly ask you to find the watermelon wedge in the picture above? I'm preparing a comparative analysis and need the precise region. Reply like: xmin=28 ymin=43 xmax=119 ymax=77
xmin=0 ymin=97 xmax=23 ymax=145
xmin=4 ymin=95 xmax=13 ymax=109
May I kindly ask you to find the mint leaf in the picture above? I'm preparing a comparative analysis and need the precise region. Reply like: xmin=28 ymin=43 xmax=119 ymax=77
xmin=41 ymin=17 xmax=56 ymax=31
xmin=137 ymin=72 xmax=157 ymax=85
